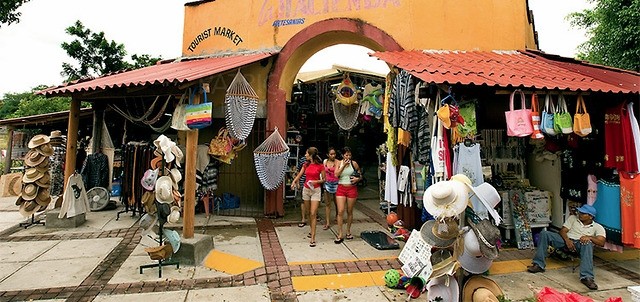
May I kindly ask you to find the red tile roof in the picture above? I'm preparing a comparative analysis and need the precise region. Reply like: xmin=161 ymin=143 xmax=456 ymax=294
xmin=40 ymin=52 xmax=276 ymax=96
xmin=370 ymin=50 xmax=639 ymax=94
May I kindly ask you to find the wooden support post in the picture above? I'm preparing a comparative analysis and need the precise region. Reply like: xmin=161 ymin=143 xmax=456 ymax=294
xmin=3 ymin=126 xmax=14 ymax=174
xmin=183 ymin=92 xmax=199 ymax=239
xmin=61 ymin=98 xmax=80 ymax=208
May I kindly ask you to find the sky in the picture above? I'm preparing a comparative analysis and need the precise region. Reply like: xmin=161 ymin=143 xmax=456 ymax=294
xmin=0 ymin=0 xmax=593 ymax=97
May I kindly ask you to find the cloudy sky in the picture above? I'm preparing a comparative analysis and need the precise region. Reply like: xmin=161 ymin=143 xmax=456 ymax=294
xmin=0 ymin=0 xmax=592 ymax=97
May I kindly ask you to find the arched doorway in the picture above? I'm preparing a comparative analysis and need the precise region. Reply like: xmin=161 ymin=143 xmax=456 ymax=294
xmin=264 ymin=18 xmax=403 ymax=217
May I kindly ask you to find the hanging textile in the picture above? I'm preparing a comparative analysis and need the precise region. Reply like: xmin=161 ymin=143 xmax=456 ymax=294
xmin=316 ymin=81 xmax=331 ymax=114
xmin=81 ymin=153 xmax=109 ymax=190
xmin=49 ymin=143 xmax=66 ymax=196
xmin=389 ymin=70 xmax=417 ymax=132
xmin=604 ymin=102 xmax=638 ymax=172
xmin=620 ymin=172 xmax=640 ymax=248
xmin=253 ymin=129 xmax=289 ymax=190
xmin=332 ymin=100 xmax=360 ymax=131
xmin=59 ymin=173 xmax=90 ymax=219
xmin=395 ymin=145 xmax=421 ymax=230
xmin=225 ymin=70 xmax=258 ymax=140
xmin=412 ymin=98 xmax=431 ymax=165
xmin=593 ymin=179 xmax=622 ymax=244
xmin=454 ymin=143 xmax=485 ymax=218
xmin=627 ymin=102 xmax=640 ymax=172
xmin=384 ymin=151 xmax=398 ymax=206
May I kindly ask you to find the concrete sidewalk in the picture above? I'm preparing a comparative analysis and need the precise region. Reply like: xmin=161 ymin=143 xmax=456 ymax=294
xmin=0 ymin=187 xmax=637 ymax=302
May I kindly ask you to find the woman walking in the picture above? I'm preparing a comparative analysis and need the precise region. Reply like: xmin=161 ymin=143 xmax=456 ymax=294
xmin=322 ymin=147 xmax=339 ymax=230
xmin=334 ymin=147 xmax=362 ymax=243
xmin=291 ymin=147 xmax=325 ymax=247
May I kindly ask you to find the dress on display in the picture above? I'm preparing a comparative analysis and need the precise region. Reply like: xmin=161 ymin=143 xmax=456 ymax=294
xmin=620 ymin=172 xmax=640 ymax=248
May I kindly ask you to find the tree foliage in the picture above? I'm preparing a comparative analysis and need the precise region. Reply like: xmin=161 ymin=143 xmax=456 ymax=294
xmin=0 ymin=0 xmax=29 ymax=28
xmin=0 ymin=86 xmax=72 ymax=119
xmin=569 ymin=0 xmax=640 ymax=71
xmin=61 ymin=20 xmax=162 ymax=81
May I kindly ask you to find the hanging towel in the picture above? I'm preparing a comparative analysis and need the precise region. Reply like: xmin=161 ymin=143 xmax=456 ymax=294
xmin=385 ymin=152 xmax=398 ymax=206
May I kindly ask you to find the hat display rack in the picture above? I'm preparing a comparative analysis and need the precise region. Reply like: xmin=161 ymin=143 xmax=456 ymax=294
xmin=17 ymin=134 xmax=54 ymax=227
xmin=139 ymin=135 xmax=182 ymax=278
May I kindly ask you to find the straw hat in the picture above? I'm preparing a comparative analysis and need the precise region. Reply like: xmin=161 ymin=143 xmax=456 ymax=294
xmin=21 ymin=183 xmax=38 ymax=201
xmin=169 ymin=168 xmax=181 ymax=189
xmin=141 ymin=191 xmax=157 ymax=215
xmin=139 ymin=213 xmax=158 ymax=235
xmin=420 ymin=219 xmax=459 ymax=248
xmin=19 ymin=200 xmax=39 ymax=217
xmin=467 ymin=218 xmax=501 ymax=260
xmin=429 ymin=249 xmax=459 ymax=280
xmin=28 ymin=134 xmax=50 ymax=148
xmin=34 ymin=188 xmax=51 ymax=206
xmin=427 ymin=275 xmax=459 ymax=302
xmin=155 ymin=176 xmax=174 ymax=204
xmin=36 ymin=144 xmax=54 ymax=157
xmin=24 ymin=150 xmax=46 ymax=167
xmin=140 ymin=169 xmax=159 ymax=191
xmin=458 ymin=228 xmax=494 ymax=274
xmin=36 ymin=157 xmax=50 ymax=169
xmin=171 ymin=145 xmax=183 ymax=167
xmin=22 ymin=167 xmax=45 ymax=184
xmin=168 ymin=206 xmax=181 ymax=224
xmin=423 ymin=180 xmax=469 ymax=219
xmin=462 ymin=276 xmax=504 ymax=302
xmin=35 ymin=172 xmax=51 ymax=188
xmin=49 ymin=130 xmax=63 ymax=139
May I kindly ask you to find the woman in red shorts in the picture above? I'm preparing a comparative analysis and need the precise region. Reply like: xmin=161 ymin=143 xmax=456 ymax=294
xmin=291 ymin=147 xmax=325 ymax=247
xmin=334 ymin=147 xmax=362 ymax=243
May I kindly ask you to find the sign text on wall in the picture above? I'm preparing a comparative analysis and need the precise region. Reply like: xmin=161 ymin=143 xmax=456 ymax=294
xmin=258 ymin=0 xmax=402 ymax=26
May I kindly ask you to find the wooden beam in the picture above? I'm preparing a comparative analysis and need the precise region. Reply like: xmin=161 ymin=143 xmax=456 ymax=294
xmin=3 ymin=127 xmax=13 ymax=174
xmin=61 ymin=98 xmax=80 ymax=208
xmin=182 ymin=89 xmax=199 ymax=239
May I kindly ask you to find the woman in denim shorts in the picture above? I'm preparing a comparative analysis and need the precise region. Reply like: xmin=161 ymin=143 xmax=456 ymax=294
xmin=334 ymin=147 xmax=361 ymax=243
xmin=291 ymin=147 xmax=325 ymax=247
xmin=322 ymin=147 xmax=339 ymax=230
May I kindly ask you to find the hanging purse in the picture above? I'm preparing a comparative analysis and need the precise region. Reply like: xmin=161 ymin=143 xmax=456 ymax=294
xmin=170 ymin=90 xmax=190 ymax=131
xmin=185 ymin=84 xmax=212 ymax=129
xmin=530 ymin=93 xmax=544 ymax=139
xmin=573 ymin=95 xmax=592 ymax=137
xmin=504 ymin=89 xmax=533 ymax=137
xmin=541 ymin=93 xmax=557 ymax=135
xmin=208 ymin=127 xmax=232 ymax=157
xmin=553 ymin=94 xmax=573 ymax=134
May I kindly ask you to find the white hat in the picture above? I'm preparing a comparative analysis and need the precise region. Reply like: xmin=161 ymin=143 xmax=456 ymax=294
xmin=169 ymin=168 xmax=182 ymax=190
xmin=168 ymin=206 xmax=181 ymax=224
xmin=468 ymin=182 xmax=503 ymax=225
xmin=423 ymin=180 xmax=469 ymax=219
xmin=139 ymin=213 xmax=158 ymax=236
xmin=155 ymin=176 xmax=174 ymax=204
xmin=153 ymin=135 xmax=176 ymax=163
xmin=458 ymin=228 xmax=494 ymax=274
xmin=171 ymin=145 xmax=183 ymax=167
xmin=426 ymin=275 xmax=459 ymax=302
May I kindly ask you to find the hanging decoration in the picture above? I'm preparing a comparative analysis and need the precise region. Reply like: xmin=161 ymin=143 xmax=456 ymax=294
xmin=334 ymin=73 xmax=359 ymax=106
xmin=225 ymin=69 xmax=258 ymax=140
xmin=253 ymin=128 xmax=290 ymax=190
xmin=333 ymin=100 xmax=361 ymax=131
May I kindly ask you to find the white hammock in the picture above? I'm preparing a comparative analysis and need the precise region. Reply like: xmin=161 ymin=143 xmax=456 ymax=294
xmin=225 ymin=70 xmax=258 ymax=140
xmin=333 ymin=99 xmax=361 ymax=130
xmin=253 ymin=128 xmax=290 ymax=190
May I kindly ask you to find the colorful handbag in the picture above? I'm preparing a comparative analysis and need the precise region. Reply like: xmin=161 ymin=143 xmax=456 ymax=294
xmin=208 ymin=127 xmax=232 ymax=157
xmin=541 ymin=94 xmax=557 ymax=135
xmin=553 ymin=94 xmax=573 ymax=134
xmin=573 ymin=95 xmax=592 ymax=137
xmin=505 ymin=89 xmax=533 ymax=137
xmin=530 ymin=93 xmax=544 ymax=139
xmin=185 ymin=85 xmax=212 ymax=129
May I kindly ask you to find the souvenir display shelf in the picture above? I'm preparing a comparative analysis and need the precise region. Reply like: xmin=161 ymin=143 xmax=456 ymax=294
xmin=284 ymin=130 xmax=301 ymax=200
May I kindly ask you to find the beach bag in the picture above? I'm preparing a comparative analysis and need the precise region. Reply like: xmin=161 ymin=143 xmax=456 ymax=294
xmin=530 ymin=93 xmax=544 ymax=139
xmin=573 ymin=95 xmax=592 ymax=137
xmin=504 ymin=89 xmax=533 ymax=137
xmin=225 ymin=70 xmax=258 ymax=140
xmin=185 ymin=85 xmax=212 ymax=129
xmin=541 ymin=94 xmax=557 ymax=135
xmin=208 ymin=128 xmax=232 ymax=157
xmin=170 ymin=90 xmax=190 ymax=131
xmin=553 ymin=94 xmax=573 ymax=134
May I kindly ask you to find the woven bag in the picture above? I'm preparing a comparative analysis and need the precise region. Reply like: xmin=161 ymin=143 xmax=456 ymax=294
xmin=208 ymin=128 xmax=232 ymax=157
xmin=530 ymin=93 xmax=544 ymax=139
xmin=225 ymin=70 xmax=258 ymax=140
xmin=253 ymin=128 xmax=289 ymax=190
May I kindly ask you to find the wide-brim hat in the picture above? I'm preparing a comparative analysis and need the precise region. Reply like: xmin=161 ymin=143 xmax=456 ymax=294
xmin=141 ymin=191 xmax=157 ymax=215
xmin=153 ymin=135 xmax=177 ymax=163
xmin=140 ymin=169 xmax=159 ymax=191
xmin=35 ymin=188 xmax=51 ymax=206
xmin=150 ymin=155 xmax=163 ymax=170
xmin=459 ymin=238 xmax=493 ymax=274
xmin=155 ymin=176 xmax=174 ymax=204
xmin=28 ymin=134 xmax=50 ymax=149
xmin=21 ymin=183 xmax=38 ymax=200
xmin=24 ymin=150 xmax=46 ymax=167
xmin=139 ymin=213 xmax=158 ymax=235
xmin=463 ymin=276 xmax=504 ymax=302
xmin=35 ymin=172 xmax=51 ymax=188
xmin=169 ymin=168 xmax=182 ymax=189
xmin=420 ymin=219 xmax=457 ymax=248
xmin=469 ymin=183 xmax=501 ymax=209
xmin=162 ymin=228 xmax=181 ymax=252
xmin=467 ymin=218 xmax=501 ymax=260
xmin=423 ymin=180 xmax=469 ymax=219
xmin=22 ymin=167 xmax=45 ymax=184
xmin=171 ymin=145 xmax=183 ymax=167
xmin=430 ymin=249 xmax=459 ymax=280
xmin=49 ymin=130 xmax=62 ymax=139
xmin=427 ymin=275 xmax=459 ymax=302
xmin=168 ymin=206 xmax=181 ymax=224
xmin=36 ymin=157 xmax=50 ymax=169
xmin=36 ymin=143 xmax=54 ymax=157
xmin=157 ymin=202 xmax=171 ymax=225
xmin=19 ymin=200 xmax=39 ymax=217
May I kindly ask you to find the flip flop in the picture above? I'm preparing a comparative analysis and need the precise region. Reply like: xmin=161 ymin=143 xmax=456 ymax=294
xmin=322 ymin=225 xmax=330 ymax=230
xmin=309 ymin=241 xmax=316 ymax=247
xmin=298 ymin=222 xmax=306 ymax=228
xmin=334 ymin=238 xmax=344 ymax=244
xmin=346 ymin=234 xmax=354 ymax=240
xmin=307 ymin=233 xmax=311 ymax=238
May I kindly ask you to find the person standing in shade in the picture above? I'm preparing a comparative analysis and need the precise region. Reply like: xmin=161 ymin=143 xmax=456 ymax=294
xmin=322 ymin=147 xmax=339 ymax=230
xmin=291 ymin=147 xmax=325 ymax=247
xmin=527 ymin=204 xmax=605 ymax=290
xmin=334 ymin=147 xmax=362 ymax=244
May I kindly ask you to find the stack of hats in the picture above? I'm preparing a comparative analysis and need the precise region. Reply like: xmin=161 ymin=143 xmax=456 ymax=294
xmin=17 ymin=134 xmax=53 ymax=217
xmin=48 ymin=130 xmax=66 ymax=146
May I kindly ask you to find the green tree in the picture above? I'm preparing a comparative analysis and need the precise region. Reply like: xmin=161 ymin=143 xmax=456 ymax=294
xmin=3 ymin=86 xmax=72 ymax=118
xmin=61 ymin=20 xmax=162 ymax=81
xmin=0 ymin=0 xmax=29 ymax=27
xmin=569 ymin=0 xmax=640 ymax=71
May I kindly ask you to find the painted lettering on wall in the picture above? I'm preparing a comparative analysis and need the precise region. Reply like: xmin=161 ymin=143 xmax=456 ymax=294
xmin=258 ymin=0 xmax=402 ymax=26
xmin=213 ymin=27 xmax=244 ymax=46
xmin=188 ymin=28 xmax=212 ymax=52
xmin=272 ymin=18 xmax=305 ymax=27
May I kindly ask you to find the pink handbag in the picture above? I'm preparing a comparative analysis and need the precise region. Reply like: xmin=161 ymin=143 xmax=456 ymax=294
xmin=505 ymin=89 xmax=534 ymax=137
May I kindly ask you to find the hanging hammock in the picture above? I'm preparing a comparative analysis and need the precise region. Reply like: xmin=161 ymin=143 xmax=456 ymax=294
xmin=333 ymin=99 xmax=361 ymax=131
xmin=225 ymin=69 xmax=258 ymax=140
xmin=253 ymin=128 xmax=289 ymax=190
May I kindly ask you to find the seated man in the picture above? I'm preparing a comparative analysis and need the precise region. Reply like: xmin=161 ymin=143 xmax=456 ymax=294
xmin=527 ymin=204 xmax=606 ymax=290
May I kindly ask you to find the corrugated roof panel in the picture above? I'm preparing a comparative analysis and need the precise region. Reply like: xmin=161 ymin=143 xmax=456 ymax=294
xmin=40 ymin=52 xmax=277 ymax=96
xmin=371 ymin=50 xmax=639 ymax=93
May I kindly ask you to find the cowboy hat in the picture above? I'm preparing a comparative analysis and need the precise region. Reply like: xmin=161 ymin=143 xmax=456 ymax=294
xmin=28 ymin=134 xmax=50 ymax=149
xmin=462 ymin=276 xmax=504 ymax=302
xmin=153 ymin=135 xmax=177 ymax=163
xmin=427 ymin=275 xmax=459 ymax=302
xmin=420 ymin=219 xmax=458 ymax=248
xmin=49 ymin=130 xmax=63 ymax=139
xmin=144 ymin=244 xmax=173 ymax=261
xmin=150 ymin=155 xmax=163 ymax=170
xmin=140 ymin=169 xmax=159 ymax=191
xmin=35 ymin=172 xmax=51 ymax=188
xmin=171 ymin=145 xmax=183 ymax=167
xmin=36 ymin=157 xmax=50 ymax=169
xmin=36 ymin=144 xmax=54 ymax=157
xmin=168 ymin=206 xmax=180 ymax=224
xmin=22 ymin=168 xmax=45 ymax=184
xmin=141 ymin=191 xmax=157 ymax=215
xmin=24 ymin=150 xmax=46 ymax=167
xmin=168 ymin=168 xmax=181 ymax=189
xmin=139 ymin=213 xmax=158 ymax=235
xmin=19 ymin=200 xmax=40 ymax=217
xmin=155 ymin=176 xmax=174 ymax=204
xmin=423 ymin=180 xmax=469 ymax=219
xmin=467 ymin=218 xmax=501 ymax=260
xmin=157 ymin=202 xmax=172 ymax=225
xmin=15 ymin=195 xmax=24 ymax=206
xmin=458 ymin=228 xmax=494 ymax=274
xmin=21 ymin=183 xmax=38 ymax=200
xmin=35 ymin=188 xmax=51 ymax=206
xmin=162 ymin=228 xmax=181 ymax=252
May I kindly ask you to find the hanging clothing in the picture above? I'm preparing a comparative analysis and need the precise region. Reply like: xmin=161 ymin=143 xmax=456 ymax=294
xmin=604 ymin=102 xmax=638 ymax=172
xmin=82 ymin=152 xmax=110 ymax=190
xmin=413 ymin=103 xmax=431 ymax=164
xmin=593 ymin=179 xmax=622 ymax=245
xmin=49 ymin=145 xmax=66 ymax=196
xmin=454 ymin=143 xmax=486 ymax=218
xmin=627 ymin=102 xmax=640 ymax=172
xmin=389 ymin=70 xmax=417 ymax=133
xmin=384 ymin=151 xmax=398 ymax=206
xmin=59 ymin=174 xmax=90 ymax=218
xmin=620 ymin=172 xmax=640 ymax=248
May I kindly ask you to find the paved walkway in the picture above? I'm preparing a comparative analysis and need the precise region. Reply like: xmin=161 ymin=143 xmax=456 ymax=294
xmin=0 ymin=186 xmax=637 ymax=302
